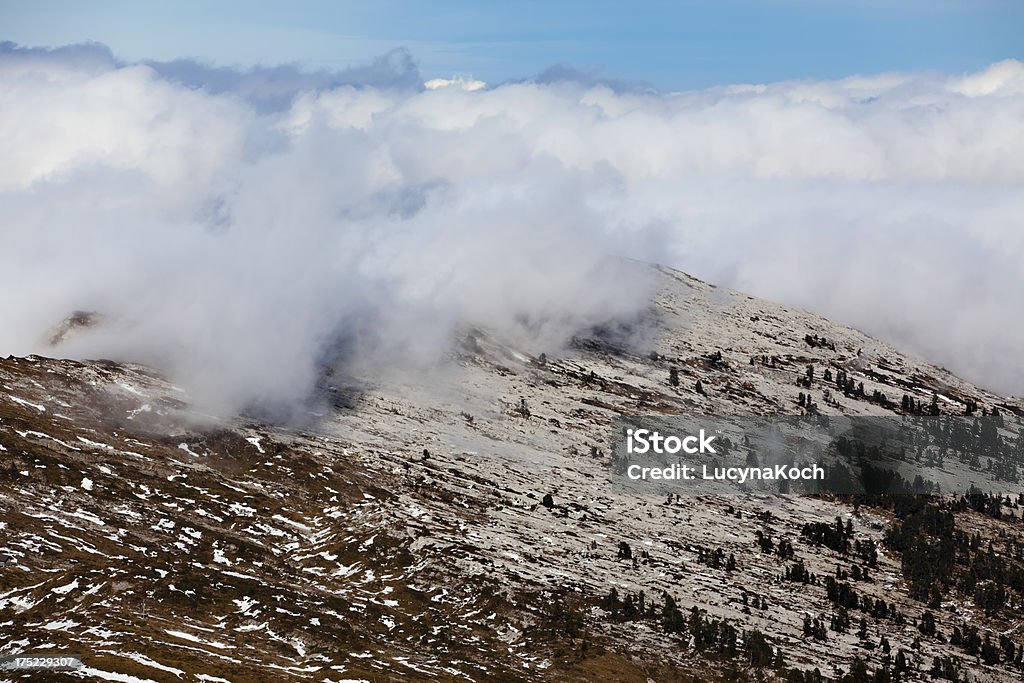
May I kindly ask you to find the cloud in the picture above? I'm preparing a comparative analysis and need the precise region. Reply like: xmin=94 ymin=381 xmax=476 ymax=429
xmin=0 ymin=42 xmax=422 ymax=112
xmin=146 ymin=47 xmax=422 ymax=111
xmin=0 ymin=44 xmax=1022 ymax=418
xmin=524 ymin=64 xmax=653 ymax=93
xmin=0 ymin=40 xmax=117 ymax=76
xmin=424 ymin=76 xmax=486 ymax=91
xmin=0 ymin=44 xmax=653 ymax=419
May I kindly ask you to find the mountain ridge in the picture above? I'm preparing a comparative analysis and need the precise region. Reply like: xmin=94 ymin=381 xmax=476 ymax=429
xmin=1 ymin=264 xmax=1022 ymax=682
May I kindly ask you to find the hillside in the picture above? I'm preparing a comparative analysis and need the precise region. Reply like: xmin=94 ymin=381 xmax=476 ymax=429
xmin=2 ymin=265 xmax=1023 ymax=682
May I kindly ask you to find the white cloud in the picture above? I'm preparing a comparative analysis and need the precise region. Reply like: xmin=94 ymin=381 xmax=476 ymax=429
xmin=424 ymin=76 xmax=487 ymax=91
xmin=0 ymin=44 xmax=1022 ymax=416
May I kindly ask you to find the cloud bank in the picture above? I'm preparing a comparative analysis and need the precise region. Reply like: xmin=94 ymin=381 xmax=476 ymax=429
xmin=1 ymin=42 xmax=1022 ymax=417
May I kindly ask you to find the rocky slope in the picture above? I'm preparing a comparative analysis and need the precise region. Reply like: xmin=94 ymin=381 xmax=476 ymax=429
xmin=1 ymin=265 xmax=1023 ymax=682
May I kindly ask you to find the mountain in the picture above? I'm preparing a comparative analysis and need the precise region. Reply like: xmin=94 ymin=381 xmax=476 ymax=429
xmin=1 ymin=265 xmax=1022 ymax=682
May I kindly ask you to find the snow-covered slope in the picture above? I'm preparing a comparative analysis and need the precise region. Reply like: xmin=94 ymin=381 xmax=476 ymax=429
xmin=1 ymin=265 xmax=1022 ymax=682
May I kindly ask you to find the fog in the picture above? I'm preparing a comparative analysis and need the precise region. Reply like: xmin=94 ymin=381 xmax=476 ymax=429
xmin=1 ymin=42 xmax=1022 ymax=417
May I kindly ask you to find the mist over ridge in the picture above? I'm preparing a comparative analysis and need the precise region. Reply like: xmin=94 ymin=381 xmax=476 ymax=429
xmin=2 ymin=41 xmax=1023 ymax=416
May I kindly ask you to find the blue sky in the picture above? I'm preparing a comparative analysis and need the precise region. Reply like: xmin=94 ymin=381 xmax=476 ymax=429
xmin=2 ymin=0 xmax=1022 ymax=88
